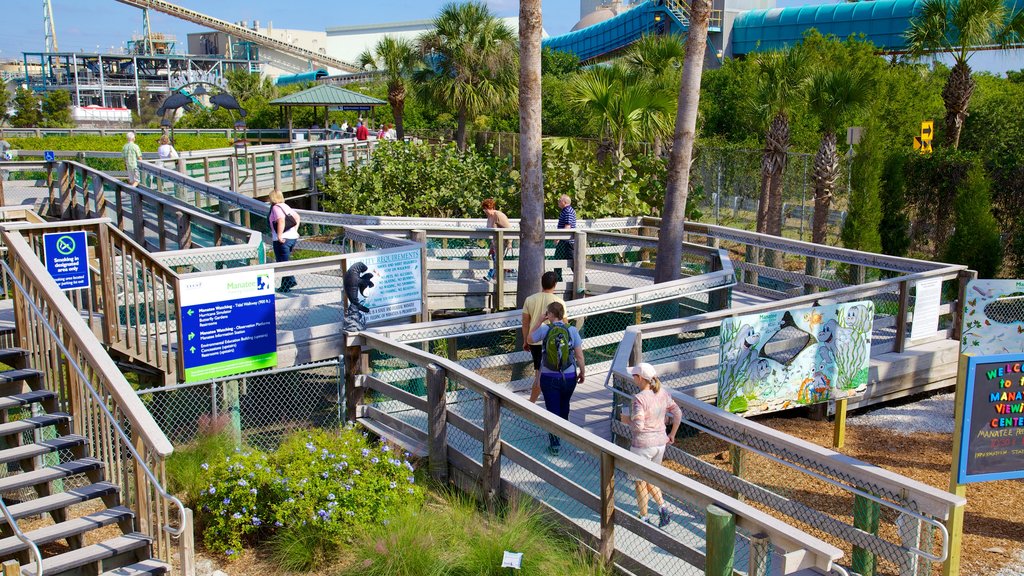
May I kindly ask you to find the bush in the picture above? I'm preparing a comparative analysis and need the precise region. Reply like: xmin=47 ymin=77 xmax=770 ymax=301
xmin=189 ymin=425 xmax=424 ymax=562
xmin=322 ymin=141 xmax=520 ymax=219
xmin=165 ymin=431 xmax=235 ymax=503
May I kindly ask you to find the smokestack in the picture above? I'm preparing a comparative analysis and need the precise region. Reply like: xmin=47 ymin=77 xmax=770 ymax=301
xmin=253 ymin=20 xmax=260 ymax=31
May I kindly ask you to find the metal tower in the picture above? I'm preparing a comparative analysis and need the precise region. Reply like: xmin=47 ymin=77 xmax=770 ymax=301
xmin=142 ymin=8 xmax=155 ymax=55
xmin=43 ymin=0 xmax=58 ymax=52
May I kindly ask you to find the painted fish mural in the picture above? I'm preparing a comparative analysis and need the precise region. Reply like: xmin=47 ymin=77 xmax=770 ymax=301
xmin=961 ymin=280 xmax=1024 ymax=355
xmin=717 ymin=301 xmax=874 ymax=415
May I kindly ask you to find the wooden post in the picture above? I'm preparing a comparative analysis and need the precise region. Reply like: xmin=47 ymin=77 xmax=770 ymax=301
xmin=709 ymin=251 xmax=730 ymax=311
xmin=745 ymin=245 xmax=760 ymax=288
xmin=132 ymin=434 xmax=152 ymax=536
xmin=494 ymin=229 xmax=505 ymax=310
xmin=852 ymin=494 xmax=881 ymax=576
xmin=895 ymin=280 xmax=911 ymax=353
xmin=943 ymin=355 xmax=970 ymax=576
xmin=481 ymin=393 xmax=501 ymax=512
xmin=730 ymin=445 xmax=744 ymax=501
xmin=705 ymin=505 xmax=736 ymax=576
xmin=804 ymin=257 xmax=820 ymax=295
xmin=833 ymin=397 xmax=848 ymax=449
xmin=410 ymin=230 xmax=429 ymax=323
xmin=2 ymin=559 xmax=21 ymax=576
xmin=180 ymin=507 xmax=196 ymax=576
xmin=224 ymin=379 xmax=241 ymax=447
xmin=272 ymin=150 xmax=282 ymax=191
xmin=748 ymin=533 xmax=770 ymax=576
xmin=229 ymin=159 xmax=238 ymax=192
xmin=95 ymin=225 xmax=119 ymax=344
xmin=952 ymin=270 xmax=977 ymax=340
xmin=131 ymin=190 xmax=145 ymax=244
xmin=343 ymin=339 xmax=363 ymax=423
xmin=426 ymin=364 xmax=449 ymax=484
xmin=202 ymin=157 xmax=210 ymax=184
xmin=599 ymin=451 xmax=615 ymax=567
xmin=573 ymin=230 xmax=587 ymax=298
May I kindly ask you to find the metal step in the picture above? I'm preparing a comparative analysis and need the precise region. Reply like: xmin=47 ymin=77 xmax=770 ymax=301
xmin=0 ymin=412 xmax=70 ymax=439
xmin=0 ymin=506 xmax=133 ymax=556
xmin=0 ymin=369 xmax=43 ymax=384
xmin=20 ymin=532 xmax=151 ymax=576
xmin=0 ymin=435 xmax=86 ymax=466
xmin=0 ymin=457 xmax=102 ymax=493
xmin=0 ymin=390 xmax=52 ymax=412
xmin=0 ymin=482 xmax=119 ymax=525
xmin=100 ymin=559 xmax=169 ymax=576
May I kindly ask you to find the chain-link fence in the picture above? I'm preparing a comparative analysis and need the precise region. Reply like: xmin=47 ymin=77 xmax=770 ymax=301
xmin=137 ymin=360 xmax=343 ymax=451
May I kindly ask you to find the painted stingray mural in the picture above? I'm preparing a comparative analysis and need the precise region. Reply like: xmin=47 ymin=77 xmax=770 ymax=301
xmin=961 ymin=279 xmax=1024 ymax=355
xmin=717 ymin=301 xmax=874 ymax=415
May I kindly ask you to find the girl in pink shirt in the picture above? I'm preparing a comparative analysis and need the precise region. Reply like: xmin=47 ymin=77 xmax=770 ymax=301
xmin=620 ymin=362 xmax=682 ymax=527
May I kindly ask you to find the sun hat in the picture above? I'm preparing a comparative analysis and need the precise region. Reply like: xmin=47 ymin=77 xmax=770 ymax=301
xmin=628 ymin=362 xmax=658 ymax=381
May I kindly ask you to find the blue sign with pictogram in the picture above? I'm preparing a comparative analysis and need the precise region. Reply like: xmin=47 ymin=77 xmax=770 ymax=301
xmin=179 ymin=270 xmax=277 ymax=382
xmin=43 ymin=151 xmax=55 ymax=162
xmin=43 ymin=231 xmax=90 ymax=291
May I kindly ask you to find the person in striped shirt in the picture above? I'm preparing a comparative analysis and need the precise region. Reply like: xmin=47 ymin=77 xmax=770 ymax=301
xmin=555 ymin=195 xmax=577 ymax=282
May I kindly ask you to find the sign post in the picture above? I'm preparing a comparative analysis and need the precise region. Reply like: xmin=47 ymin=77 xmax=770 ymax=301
xmin=43 ymin=231 xmax=90 ymax=291
xmin=179 ymin=270 xmax=278 ymax=383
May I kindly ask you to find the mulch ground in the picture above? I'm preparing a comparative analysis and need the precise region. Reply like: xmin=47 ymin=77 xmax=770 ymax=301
xmin=665 ymin=414 xmax=1024 ymax=576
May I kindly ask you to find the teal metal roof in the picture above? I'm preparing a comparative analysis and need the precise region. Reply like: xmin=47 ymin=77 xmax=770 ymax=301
xmin=269 ymin=84 xmax=385 ymax=107
xmin=732 ymin=0 xmax=921 ymax=55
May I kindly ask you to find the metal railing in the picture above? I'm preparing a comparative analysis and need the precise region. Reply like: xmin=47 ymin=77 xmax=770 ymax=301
xmin=0 ymin=230 xmax=193 ymax=574
xmin=0 ymin=498 xmax=43 ymax=576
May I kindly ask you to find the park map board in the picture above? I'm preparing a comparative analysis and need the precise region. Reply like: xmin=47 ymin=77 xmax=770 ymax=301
xmin=958 ymin=354 xmax=1024 ymax=484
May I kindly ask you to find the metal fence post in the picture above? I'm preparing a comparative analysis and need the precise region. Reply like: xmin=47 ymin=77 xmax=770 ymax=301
xmin=706 ymin=504 xmax=736 ymax=576
xmin=426 ymin=364 xmax=449 ymax=484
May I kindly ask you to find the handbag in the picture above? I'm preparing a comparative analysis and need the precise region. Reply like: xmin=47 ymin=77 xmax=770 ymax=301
xmin=268 ymin=204 xmax=298 ymax=235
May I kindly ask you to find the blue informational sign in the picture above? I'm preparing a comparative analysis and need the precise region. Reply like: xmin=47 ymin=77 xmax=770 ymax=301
xmin=43 ymin=151 xmax=55 ymax=162
xmin=179 ymin=270 xmax=277 ymax=382
xmin=957 ymin=353 xmax=1024 ymax=484
xmin=340 ymin=105 xmax=372 ymax=111
xmin=43 ymin=231 xmax=90 ymax=291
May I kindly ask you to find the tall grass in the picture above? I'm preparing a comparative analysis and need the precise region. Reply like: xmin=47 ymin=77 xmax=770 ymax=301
xmin=341 ymin=489 xmax=608 ymax=576
xmin=165 ymin=431 xmax=235 ymax=503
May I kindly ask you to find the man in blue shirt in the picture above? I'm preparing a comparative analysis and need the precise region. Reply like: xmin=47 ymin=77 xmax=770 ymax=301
xmin=555 ymin=194 xmax=577 ymax=282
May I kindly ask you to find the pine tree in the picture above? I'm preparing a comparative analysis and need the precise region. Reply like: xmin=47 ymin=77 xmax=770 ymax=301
xmin=42 ymin=90 xmax=73 ymax=128
xmin=879 ymin=153 xmax=911 ymax=257
xmin=841 ymin=120 xmax=883 ymax=254
xmin=11 ymin=88 xmax=41 ymax=128
xmin=944 ymin=163 xmax=1002 ymax=277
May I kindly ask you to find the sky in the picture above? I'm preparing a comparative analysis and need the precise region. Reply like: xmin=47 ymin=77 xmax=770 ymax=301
xmin=1 ymin=0 xmax=1020 ymax=73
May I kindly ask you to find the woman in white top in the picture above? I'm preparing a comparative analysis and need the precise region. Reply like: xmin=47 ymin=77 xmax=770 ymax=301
xmin=268 ymin=189 xmax=301 ymax=293
xmin=157 ymin=135 xmax=178 ymax=160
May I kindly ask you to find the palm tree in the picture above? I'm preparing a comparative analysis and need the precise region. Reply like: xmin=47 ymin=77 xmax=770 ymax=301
xmin=567 ymin=65 xmax=673 ymax=169
xmin=416 ymin=2 xmax=519 ymax=151
xmin=357 ymin=36 xmax=420 ymax=140
xmin=907 ymin=0 xmax=1024 ymax=148
xmin=623 ymin=33 xmax=685 ymax=157
xmin=807 ymin=68 xmax=873 ymax=245
xmin=750 ymin=48 xmax=809 ymax=237
xmin=655 ymin=0 xmax=713 ymax=284
xmin=517 ymin=0 xmax=545 ymax=308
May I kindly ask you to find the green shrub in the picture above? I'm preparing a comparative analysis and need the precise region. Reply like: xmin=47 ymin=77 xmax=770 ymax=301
xmin=191 ymin=424 xmax=424 ymax=561
xmin=943 ymin=163 xmax=1003 ymax=277
xmin=269 ymin=522 xmax=338 ymax=572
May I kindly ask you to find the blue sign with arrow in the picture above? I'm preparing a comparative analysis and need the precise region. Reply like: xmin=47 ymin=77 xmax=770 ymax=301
xmin=43 ymin=231 xmax=90 ymax=291
xmin=179 ymin=270 xmax=277 ymax=382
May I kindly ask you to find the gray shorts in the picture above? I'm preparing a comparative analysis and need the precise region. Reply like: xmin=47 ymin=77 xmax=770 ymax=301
xmin=127 ymin=166 xmax=140 ymax=184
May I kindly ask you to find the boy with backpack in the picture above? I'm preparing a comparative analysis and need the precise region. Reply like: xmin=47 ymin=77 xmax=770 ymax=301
xmin=530 ymin=301 xmax=585 ymax=455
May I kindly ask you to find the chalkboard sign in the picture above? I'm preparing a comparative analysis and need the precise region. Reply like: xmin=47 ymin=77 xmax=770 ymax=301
xmin=957 ymin=354 xmax=1024 ymax=484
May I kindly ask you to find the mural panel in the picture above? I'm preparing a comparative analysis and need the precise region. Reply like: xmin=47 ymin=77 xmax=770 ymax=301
xmin=717 ymin=301 xmax=874 ymax=415
xmin=961 ymin=280 xmax=1024 ymax=355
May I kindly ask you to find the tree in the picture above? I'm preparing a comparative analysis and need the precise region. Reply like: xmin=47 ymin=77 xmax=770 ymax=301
xmin=944 ymin=163 xmax=1002 ymax=276
xmin=841 ymin=119 xmax=883 ymax=255
xmin=623 ymin=33 xmax=685 ymax=156
xmin=879 ymin=153 xmax=912 ymax=257
xmin=541 ymin=47 xmax=579 ymax=76
xmin=226 ymin=70 xmax=276 ymax=102
xmin=517 ymin=0 xmax=545 ymax=308
xmin=358 ymin=36 xmax=420 ymax=140
xmin=415 ymin=2 xmax=519 ymax=151
xmin=654 ymin=0 xmax=712 ymax=284
xmin=42 ymin=90 xmax=73 ymax=127
xmin=11 ymin=88 xmax=41 ymax=128
xmin=907 ymin=0 xmax=1024 ymax=148
xmin=567 ymin=65 xmax=673 ymax=169
xmin=807 ymin=68 xmax=872 ymax=245
xmin=750 ymin=48 xmax=809 ymax=237
xmin=0 ymin=83 xmax=10 ymax=126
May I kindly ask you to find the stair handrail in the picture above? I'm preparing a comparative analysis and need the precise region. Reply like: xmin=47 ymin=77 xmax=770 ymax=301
xmin=0 ymin=231 xmax=190 ymax=571
xmin=0 ymin=497 xmax=43 ymax=576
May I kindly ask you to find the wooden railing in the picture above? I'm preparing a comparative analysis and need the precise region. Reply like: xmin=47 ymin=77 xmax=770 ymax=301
xmin=351 ymin=331 xmax=845 ymax=574
xmin=0 ymin=228 xmax=193 ymax=575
